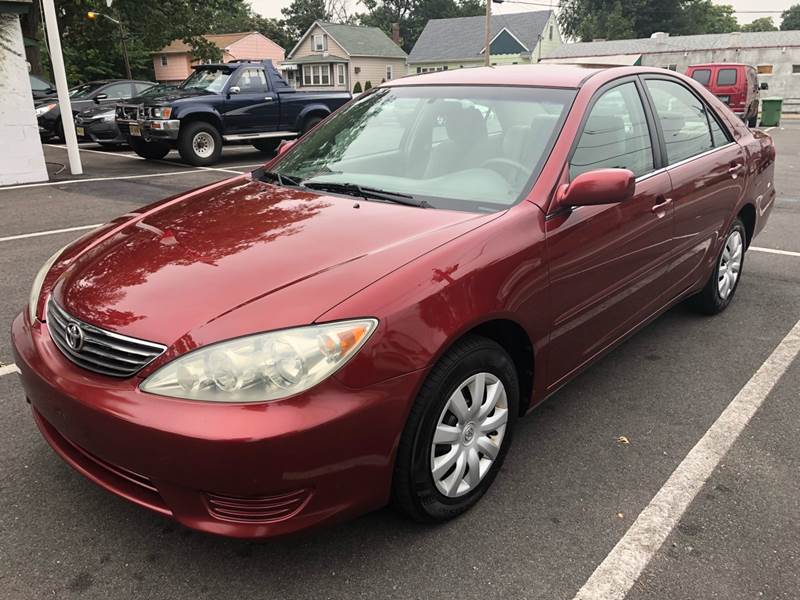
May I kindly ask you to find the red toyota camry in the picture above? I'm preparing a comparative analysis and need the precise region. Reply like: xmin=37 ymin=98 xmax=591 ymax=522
xmin=12 ymin=65 xmax=776 ymax=538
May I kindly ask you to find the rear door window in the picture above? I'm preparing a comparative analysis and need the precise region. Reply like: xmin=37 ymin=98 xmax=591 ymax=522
xmin=570 ymin=81 xmax=654 ymax=179
xmin=645 ymin=79 xmax=715 ymax=164
xmin=691 ymin=69 xmax=711 ymax=86
xmin=716 ymin=68 xmax=737 ymax=86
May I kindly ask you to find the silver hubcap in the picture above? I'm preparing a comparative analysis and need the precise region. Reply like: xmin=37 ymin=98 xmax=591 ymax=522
xmin=430 ymin=372 xmax=509 ymax=498
xmin=192 ymin=132 xmax=215 ymax=158
xmin=718 ymin=230 xmax=743 ymax=300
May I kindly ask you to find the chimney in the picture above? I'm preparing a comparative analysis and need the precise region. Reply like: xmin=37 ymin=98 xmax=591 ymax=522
xmin=391 ymin=22 xmax=402 ymax=46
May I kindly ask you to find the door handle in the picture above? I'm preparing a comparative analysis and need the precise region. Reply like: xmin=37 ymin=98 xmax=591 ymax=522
xmin=728 ymin=163 xmax=743 ymax=178
xmin=651 ymin=196 xmax=672 ymax=216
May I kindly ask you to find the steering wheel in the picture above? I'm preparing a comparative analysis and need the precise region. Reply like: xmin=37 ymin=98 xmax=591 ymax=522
xmin=481 ymin=157 xmax=530 ymax=181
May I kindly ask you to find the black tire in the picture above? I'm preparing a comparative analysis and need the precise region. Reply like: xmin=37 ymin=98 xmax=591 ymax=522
xmin=747 ymin=113 xmax=757 ymax=128
xmin=55 ymin=119 xmax=65 ymax=143
xmin=178 ymin=121 xmax=223 ymax=166
xmin=392 ymin=335 xmax=519 ymax=523
xmin=98 ymin=142 xmax=122 ymax=150
xmin=302 ymin=115 xmax=323 ymax=135
xmin=689 ymin=218 xmax=747 ymax=315
xmin=129 ymin=137 xmax=171 ymax=160
xmin=253 ymin=139 xmax=281 ymax=154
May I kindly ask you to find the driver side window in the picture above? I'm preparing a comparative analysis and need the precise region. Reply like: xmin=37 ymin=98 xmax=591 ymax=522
xmin=235 ymin=68 xmax=268 ymax=93
xmin=570 ymin=82 xmax=654 ymax=180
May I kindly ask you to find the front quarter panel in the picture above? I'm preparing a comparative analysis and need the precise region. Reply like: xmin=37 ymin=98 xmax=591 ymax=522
xmin=320 ymin=202 xmax=550 ymax=397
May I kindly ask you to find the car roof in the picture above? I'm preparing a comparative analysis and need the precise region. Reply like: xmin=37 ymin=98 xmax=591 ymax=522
xmin=388 ymin=65 xmax=688 ymax=89
xmin=687 ymin=63 xmax=750 ymax=68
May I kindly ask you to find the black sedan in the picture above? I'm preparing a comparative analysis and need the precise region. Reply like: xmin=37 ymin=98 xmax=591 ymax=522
xmin=36 ymin=79 xmax=154 ymax=142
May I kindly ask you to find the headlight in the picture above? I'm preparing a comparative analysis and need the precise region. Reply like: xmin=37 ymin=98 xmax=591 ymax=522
xmin=100 ymin=111 xmax=116 ymax=122
xmin=151 ymin=106 xmax=172 ymax=119
xmin=35 ymin=103 xmax=57 ymax=117
xmin=140 ymin=319 xmax=378 ymax=403
xmin=28 ymin=245 xmax=69 ymax=322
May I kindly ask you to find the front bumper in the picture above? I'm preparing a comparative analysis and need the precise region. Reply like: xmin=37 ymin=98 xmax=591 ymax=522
xmin=117 ymin=119 xmax=180 ymax=141
xmin=11 ymin=312 xmax=421 ymax=538
xmin=75 ymin=120 xmax=126 ymax=145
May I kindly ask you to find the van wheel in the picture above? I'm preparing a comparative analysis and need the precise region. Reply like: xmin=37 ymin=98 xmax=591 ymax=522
xmin=747 ymin=113 xmax=757 ymax=128
xmin=392 ymin=335 xmax=518 ymax=522
xmin=178 ymin=121 xmax=223 ymax=166
xmin=130 ymin=138 xmax=170 ymax=160
xmin=253 ymin=139 xmax=281 ymax=154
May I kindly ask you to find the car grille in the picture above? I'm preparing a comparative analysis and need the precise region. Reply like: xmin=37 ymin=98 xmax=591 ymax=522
xmin=47 ymin=300 xmax=166 ymax=378
xmin=116 ymin=103 xmax=142 ymax=120
xmin=205 ymin=489 xmax=312 ymax=524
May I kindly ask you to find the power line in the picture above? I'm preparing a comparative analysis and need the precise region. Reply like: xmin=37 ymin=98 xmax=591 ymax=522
xmin=498 ymin=0 xmax=789 ymax=13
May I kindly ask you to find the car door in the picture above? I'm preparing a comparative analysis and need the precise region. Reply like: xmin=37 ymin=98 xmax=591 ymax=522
xmin=545 ymin=78 xmax=674 ymax=388
xmin=642 ymin=76 xmax=746 ymax=300
xmin=223 ymin=67 xmax=279 ymax=134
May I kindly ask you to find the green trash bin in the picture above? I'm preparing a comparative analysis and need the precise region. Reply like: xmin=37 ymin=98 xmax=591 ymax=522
xmin=760 ymin=97 xmax=783 ymax=127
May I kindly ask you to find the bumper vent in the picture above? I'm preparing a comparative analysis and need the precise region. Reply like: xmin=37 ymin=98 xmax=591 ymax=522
xmin=206 ymin=489 xmax=312 ymax=524
xmin=47 ymin=300 xmax=166 ymax=378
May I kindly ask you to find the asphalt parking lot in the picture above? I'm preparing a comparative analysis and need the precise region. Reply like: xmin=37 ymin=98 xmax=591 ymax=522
xmin=1 ymin=132 xmax=798 ymax=599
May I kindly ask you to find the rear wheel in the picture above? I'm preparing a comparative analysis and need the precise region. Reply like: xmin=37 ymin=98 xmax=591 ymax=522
xmin=178 ymin=121 xmax=223 ymax=166
xmin=301 ymin=115 xmax=323 ymax=135
xmin=747 ymin=112 xmax=757 ymax=128
xmin=689 ymin=218 xmax=746 ymax=315
xmin=253 ymin=139 xmax=281 ymax=154
xmin=129 ymin=137 xmax=170 ymax=160
xmin=392 ymin=335 xmax=518 ymax=522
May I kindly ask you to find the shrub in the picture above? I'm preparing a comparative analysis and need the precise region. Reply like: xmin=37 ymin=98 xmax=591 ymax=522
xmin=353 ymin=81 xmax=362 ymax=93
xmin=364 ymin=80 xmax=372 ymax=90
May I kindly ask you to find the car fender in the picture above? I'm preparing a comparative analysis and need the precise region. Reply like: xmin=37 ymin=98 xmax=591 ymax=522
xmin=171 ymin=105 xmax=223 ymax=130
xmin=295 ymin=104 xmax=332 ymax=130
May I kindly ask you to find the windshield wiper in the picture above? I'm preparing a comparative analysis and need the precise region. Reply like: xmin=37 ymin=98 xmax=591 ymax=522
xmin=253 ymin=168 xmax=304 ymax=188
xmin=302 ymin=182 xmax=430 ymax=208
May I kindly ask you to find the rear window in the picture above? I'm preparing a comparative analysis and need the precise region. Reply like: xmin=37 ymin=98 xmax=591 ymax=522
xmin=691 ymin=69 xmax=711 ymax=86
xmin=717 ymin=69 xmax=737 ymax=86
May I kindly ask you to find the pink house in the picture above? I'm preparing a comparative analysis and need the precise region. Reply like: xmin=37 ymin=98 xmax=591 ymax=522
xmin=153 ymin=32 xmax=285 ymax=83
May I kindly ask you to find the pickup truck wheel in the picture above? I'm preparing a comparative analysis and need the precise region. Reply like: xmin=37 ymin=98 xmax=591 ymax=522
xmin=253 ymin=139 xmax=281 ymax=154
xmin=302 ymin=115 xmax=323 ymax=135
xmin=179 ymin=121 xmax=223 ymax=166
xmin=129 ymin=137 xmax=170 ymax=160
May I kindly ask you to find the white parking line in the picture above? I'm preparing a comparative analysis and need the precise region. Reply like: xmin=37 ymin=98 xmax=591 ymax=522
xmin=0 ymin=364 xmax=20 ymax=377
xmin=0 ymin=224 xmax=100 ymax=243
xmin=0 ymin=169 xmax=227 ymax=191
xmin=573 ymin=318 xmax=800 ymax=600
xmin=751 ymin=246 xmax=800 ymax=258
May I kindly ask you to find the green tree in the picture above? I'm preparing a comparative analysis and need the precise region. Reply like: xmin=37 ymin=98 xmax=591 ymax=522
xmin=781 ymin=4 xmax=800 ymax=30
xmin=679 ymin=0 xmax=738 ymax=34
xmin=281 ymin=0 xmax=330 ymax=47
xmin=741 ymin=17 xmax=778 ymax=32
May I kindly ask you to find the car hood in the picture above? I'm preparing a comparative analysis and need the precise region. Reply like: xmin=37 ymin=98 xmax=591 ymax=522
xmin=135 ymin=88 xmax=214 ymax=104
xmin=54 ymin=177 xmax=490 ymax=347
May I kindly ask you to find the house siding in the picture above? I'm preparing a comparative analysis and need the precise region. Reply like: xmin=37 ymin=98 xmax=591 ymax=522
xmin=351 ymin=56 xmax=407 ymax=91
xmin=227 ymin=33 xmax=285 ymax=63
xmin=153 ymin=53 xmax=192 ymax=82
xmin=293 ymin=24 xmax=348 ymax=59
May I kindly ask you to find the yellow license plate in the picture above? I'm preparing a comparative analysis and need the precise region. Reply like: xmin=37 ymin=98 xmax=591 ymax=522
xmin=76 ymin=126 xmax=85 ymax=136
xmin=129 ymin=124 xmax=142 ymax=136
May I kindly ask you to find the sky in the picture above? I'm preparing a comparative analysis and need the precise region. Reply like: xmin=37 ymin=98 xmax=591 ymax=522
xmin=250 ymin=0 xmax=793 ymax=26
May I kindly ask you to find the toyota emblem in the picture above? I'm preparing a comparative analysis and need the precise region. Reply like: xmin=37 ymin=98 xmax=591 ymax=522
xmin=65 ymin=322 xmax=85 ymax=351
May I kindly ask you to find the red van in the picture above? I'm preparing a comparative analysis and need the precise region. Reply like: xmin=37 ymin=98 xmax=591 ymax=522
xmin=686 ymin=63 xmax=766 ymax=126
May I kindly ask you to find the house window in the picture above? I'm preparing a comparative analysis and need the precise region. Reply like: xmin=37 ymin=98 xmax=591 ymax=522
xmin=549 ymin=25 xmax=554 ymax=40
xmin=385 ymin=65 xmax=393 ymax=80
xmin=337 ymin=63 xmax=346 ymax=85
xmin=302 ymin=64 xmax=330 ymax=86
xmin=416 ymin=67 xmax=421 ymax=73
xmin=160 ymin=55 xmax=168 ymax=67
xmin=793 ymin=65 xmax=800 ymax=74
xmin=313 ymin=34 xmax=326 ymax=52
xmin=758 ymin=64 xmax=774 ymax=75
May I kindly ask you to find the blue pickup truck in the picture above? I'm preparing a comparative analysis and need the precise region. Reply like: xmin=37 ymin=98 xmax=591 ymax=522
xmin=116 ymin=60 xmax=351 ymax=166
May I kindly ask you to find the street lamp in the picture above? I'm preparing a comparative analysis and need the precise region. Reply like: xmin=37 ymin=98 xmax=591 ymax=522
xmin=87 ymin=10 xmax=132 ymax=79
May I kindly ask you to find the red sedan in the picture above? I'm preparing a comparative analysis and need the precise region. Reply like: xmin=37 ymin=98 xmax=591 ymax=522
xmin=12 ymin=66 xmax=776 ymax=538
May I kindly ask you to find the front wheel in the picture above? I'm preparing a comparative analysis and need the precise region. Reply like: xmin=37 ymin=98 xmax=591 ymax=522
xmin=178 ymin=121 xmax=223 ymax=166
xmin=129 ymin=137 xmax=170 ymax=160
xmin=689 ymin=218 xmax=746 ymax=315
xmin=392 ymin=335 xmax=518 ymax=523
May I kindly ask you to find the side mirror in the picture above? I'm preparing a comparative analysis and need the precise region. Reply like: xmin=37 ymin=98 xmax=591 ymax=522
xmin=760 ymin=82 xmax=769 ymax=91
xmin=229 ymin=86 xmax=241 ymax=95
xmin=94 ymin=93 xmax=108 ymax=103
xmin=277 ymin=139 xmax=296 ymax=156
xmin=557 ymin=168 xmax=635 ymax=208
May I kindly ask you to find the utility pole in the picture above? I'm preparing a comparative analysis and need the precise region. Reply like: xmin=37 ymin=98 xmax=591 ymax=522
xmin=41 ymin=0 xmax=83 ymax=175
xmin=485 ymin=0 xmax=492 ymax=67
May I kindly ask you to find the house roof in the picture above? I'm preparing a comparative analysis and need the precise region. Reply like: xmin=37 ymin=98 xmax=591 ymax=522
xmin=284 ymin=54 xmax=349 ymax=64
xmin=289 ymin=21 xmax=407 ymax=59
xmin=157 ymin=32 xmax=255 ymax=55
xmin=544 ymin=30 xmax=800 ymax=60
xmin=408 ymin=11 xmax=552 ymax=63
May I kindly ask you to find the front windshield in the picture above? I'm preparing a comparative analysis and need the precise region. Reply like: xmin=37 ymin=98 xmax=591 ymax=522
xmin=180 ymin=68 xmax=231 ymax=92
xmin=274 ymin=85 xmax=575 ymax=212
xmin=69 ymin=83 xmax=104 ymax=98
